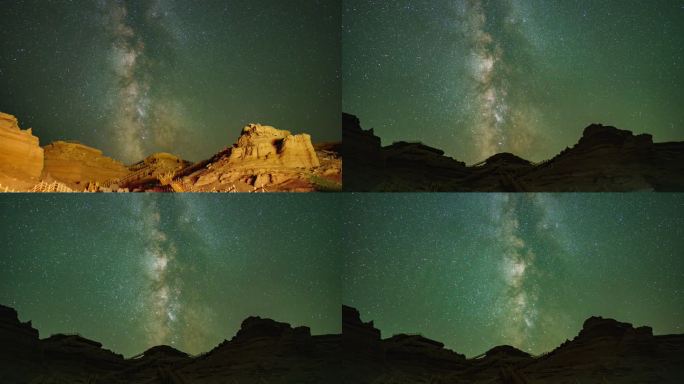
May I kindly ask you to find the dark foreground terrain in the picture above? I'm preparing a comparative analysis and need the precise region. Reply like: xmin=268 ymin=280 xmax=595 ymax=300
xmin=343 ymin=305 xmax=684 ymax=383
xmin=343 ymin=113 xmax=684 ymax=191
xmin=0 ymin=304 xmax=340 ymax=384
xmin=4 ymin=303 xmax=682 ymax=383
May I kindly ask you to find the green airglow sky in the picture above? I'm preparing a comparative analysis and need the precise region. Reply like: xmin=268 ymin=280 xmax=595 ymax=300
xmin=342 ymin=193 xmax=684 ymax=356
xmin=343 ymin=0 xmax=684 ymax=163
xmin=1 ymin=0 xmax=340 ymax=163
xmin=0 ymin=195 xmax=341 ymax=357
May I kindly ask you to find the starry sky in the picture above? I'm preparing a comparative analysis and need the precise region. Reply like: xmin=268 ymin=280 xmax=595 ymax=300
xmin=0 ymin=195 xmax=341 ymax=357
xmin=0 ymin=0 xmax=340 ymax=163
xmin=342 ymin=193 xmax=684 ymax=357
xmin=343 ymin=0 xmax=684 ymax=164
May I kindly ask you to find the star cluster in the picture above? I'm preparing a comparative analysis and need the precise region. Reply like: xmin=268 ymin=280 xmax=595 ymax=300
xmin=343 ymin=0 xmax=684 ymax=163
xmin=342 ymin=193 xmax=684 ymax=356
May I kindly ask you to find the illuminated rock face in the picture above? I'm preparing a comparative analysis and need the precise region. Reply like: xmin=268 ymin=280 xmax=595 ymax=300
xmin=227 ymin=123 xmax=320 ymax=168
xmin=42 ymin=141 xmax=129 ymax=188
xmin=0 ymin=112 xmax=44 ymax=182
xmin=177 ymin=123 xmax=330 ymax=192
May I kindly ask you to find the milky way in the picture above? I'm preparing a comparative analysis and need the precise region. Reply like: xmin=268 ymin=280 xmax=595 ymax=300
xmin=464 ymin=0 xmax=540 ymax=161
xmin=1 ymin=0 xmax=340 ymax=163
xmin=132 ymin=199 xmax=217 ymax=351
xmin=342 ymin=193 xmax=684 ymax=356
xmin=0 ymin=195 xmax=341 ymax=357
xmin=492 ymin=194 xmax=538 ymax=348
xmin=137 ymin=197 xmax=183 ymax=347
xmin=342 ymin=0 xmax=684 ymax=164
xmin=104 ymin=0 xmax=187 ymax=163
xmin=487 ymin=194 xmax=576 ymax=352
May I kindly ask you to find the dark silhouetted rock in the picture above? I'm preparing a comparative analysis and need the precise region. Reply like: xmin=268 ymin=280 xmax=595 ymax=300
xmin=342 ymin=113 xmax=384 ymax=190
xmin=481 ymin=152 xmax=532 ymax=167
xmin=342 ymin=113 xmax=469 ymax=191
xmin=343 ymin=114 xmax=684 ymax=191
xmin=0 ymin=304 xmax=341 ymax=384
xmin=138 ymin=344 xmax=190 ymax=359
xmin=0 ymin=304 xmax=39 ymax=343
xmin=384 ymin=333 xmax=466 ymax=371
xmin=233 ymin=316 xmax=307 ymax=341
xmin=484 ymin=344 xmax=531 ymax=359
xmin=343 ymin=305 xmax=381 ymax=342
xmin=342 ymin=306 xmax=684 ymax=383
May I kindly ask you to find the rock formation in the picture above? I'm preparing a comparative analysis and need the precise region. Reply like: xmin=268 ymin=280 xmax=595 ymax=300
xmin=0 ymin=304 xmax=39 ymax=353
xmin=342 ymin=306 xmax=684 ymax=383
xmin=119 ymin=152 xmax=191 ymax=191
xmin=0 ymin=112 xmax=44 ymax=190
xmin=0 ymin=111 xmax=339 ymax=192
xmin=343 ymin=113 xmax=684 ymax=191
xmin=174 ymin=123 xmax=340 ymax=192
xmin=341 ymin=113 xmax=384 ymax=190
xmin=0 ymin=304 xmax=341 ymax=384
xmin=2 ymin=304 xmax=682 ymax=382
xmin=228 ymin=124 xmax=320 ymax=168
xmin=343 ymin=305 xmax=468 ymax=383
xmin=42 ymin=141 xmax=129 ymax=189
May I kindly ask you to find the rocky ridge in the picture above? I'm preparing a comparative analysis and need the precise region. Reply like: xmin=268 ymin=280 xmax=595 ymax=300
xmin=343 ymin=305 xmax=684 ymax=383
xmin=0 ymin=112 xmax=340 ymax=192
xmin=0 ymin=304 xmax=341 ymax=384
xmin=2 ymin=304 xmax=680 ymax=383
xmin=343 ymin=113 xmax=684 ymax=191
xmin=42 ymin=141 xmax=129 ymax=190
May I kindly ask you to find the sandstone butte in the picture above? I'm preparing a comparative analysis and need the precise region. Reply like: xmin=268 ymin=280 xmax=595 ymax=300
xmin=229 ymin=123 xmax=320 ymax=168
xmin=181 ymin=123 xmax=325 ymax=191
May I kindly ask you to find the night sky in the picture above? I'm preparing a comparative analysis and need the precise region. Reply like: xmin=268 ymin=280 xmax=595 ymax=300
xmin=342 ymin=194 xmax=684 ymax=357
xmin=0 ymin=195 xmax=341 ymax=357
xmin=343 ymin=0 xmax=684 ymax=164
xmin=0 ymin=0 xmax=340 ymax=163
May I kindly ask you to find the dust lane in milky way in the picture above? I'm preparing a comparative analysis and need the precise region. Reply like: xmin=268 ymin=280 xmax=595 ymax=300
xmin=343 ymin=0 xmax=684 ymax=164
xmin=0 ymin=195 xmax=341 ymax=357
xmin=342 ymin=193 xmax=684 ymax=356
